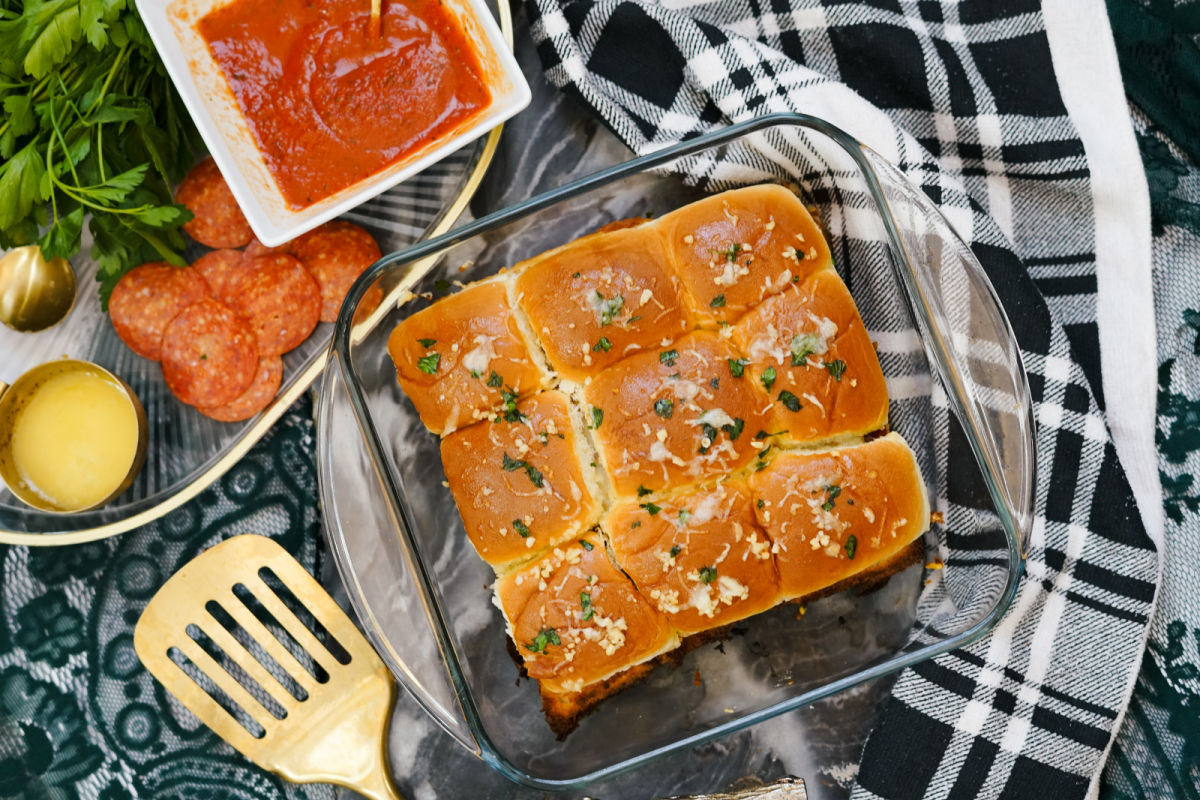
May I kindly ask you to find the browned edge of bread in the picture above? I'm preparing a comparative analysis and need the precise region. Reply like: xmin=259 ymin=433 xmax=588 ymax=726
xmin=538 ymin=537 xmax=927 ymax=737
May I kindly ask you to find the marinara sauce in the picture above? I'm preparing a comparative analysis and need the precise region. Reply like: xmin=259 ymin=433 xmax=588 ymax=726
xmin=198 ymin=0 xmax=491 ymax=209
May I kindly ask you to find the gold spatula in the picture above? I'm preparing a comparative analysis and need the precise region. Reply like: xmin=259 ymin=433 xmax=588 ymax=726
xmin=134 ymin=534 xmax=403 ymax=800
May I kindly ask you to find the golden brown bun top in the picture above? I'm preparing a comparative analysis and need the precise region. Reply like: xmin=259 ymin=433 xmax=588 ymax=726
xmin=748 ymin=432 xmax=929 ymax=599
xmin=604 ymin=480 xmax=781 ymax=635
xmin=440 ymin=391 xmax=602 ymax=572
xmin=494 ymin=534 xmax=679 ymax=694
xmin=583 ymin=331 xmax=774 ymax=497
xmin=388 ymin=280 xmax=545 ymax=435
xmin=731 ymin=269 xmax=888 ymax=445
xmin=658 ymin=184 xmax=831 ymax=327
xmin=513 ymin=224 xmax=692 ymax=383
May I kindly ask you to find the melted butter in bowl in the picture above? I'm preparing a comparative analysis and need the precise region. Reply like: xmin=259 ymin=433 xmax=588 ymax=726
xmin=0 ymin=361 xmax=147 ymax=513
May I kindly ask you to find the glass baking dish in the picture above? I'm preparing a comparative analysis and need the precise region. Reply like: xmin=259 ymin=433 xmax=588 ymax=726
xmin=320 ymin=113 xmax=1035 ymax=789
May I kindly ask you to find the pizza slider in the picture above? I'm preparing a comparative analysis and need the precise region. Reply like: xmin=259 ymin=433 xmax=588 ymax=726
xmin=440 ymin=391 xmax=604 ymax=573
xmin=731 ymin=269 xmax=888 ymax=447
xmin=512 ymin=224 xmax=692 ymax=384
xmin=658 ymin=184 xmax=831 ymax=327
xmin=604 ymin=480 xmax=780 ymax=635
xmin=748 ymin=432 xmax=929 ymax=601
xmin=388 ymin=278 xmax=547 ymax=435
xmin=583 ymin=331 xmax=773 ymax=498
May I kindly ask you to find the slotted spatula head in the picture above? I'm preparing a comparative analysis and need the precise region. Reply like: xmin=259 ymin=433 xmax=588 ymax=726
xmin=134 ymin=534 xmax=402 ymax=800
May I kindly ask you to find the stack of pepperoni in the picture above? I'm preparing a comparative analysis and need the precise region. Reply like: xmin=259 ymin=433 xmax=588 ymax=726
xmin=108 ymin=158 xmax=382 ymax=421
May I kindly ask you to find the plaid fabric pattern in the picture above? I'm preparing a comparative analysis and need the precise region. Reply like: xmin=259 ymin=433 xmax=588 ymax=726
xmin=524 ymin=0 xmax=1160 ymax=796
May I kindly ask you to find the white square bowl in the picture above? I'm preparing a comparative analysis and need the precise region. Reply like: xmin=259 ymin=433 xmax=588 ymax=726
xmin=135 ymin=0 xmax=531 ymax=246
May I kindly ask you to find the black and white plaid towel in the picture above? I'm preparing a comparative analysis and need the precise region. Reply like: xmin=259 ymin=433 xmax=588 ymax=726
xmin=524 ymin=0 xmax=1163 ymax=796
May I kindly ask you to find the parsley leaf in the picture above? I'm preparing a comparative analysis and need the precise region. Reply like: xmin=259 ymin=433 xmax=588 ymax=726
xmin=512 ymin=519 xmax=531 ymax=537
xmin=579 ymin=592 xmax=594 ymax=621
xmin=501 ymin=453 xmax=544 ymax=488
xmin=486 ymin=371 xmax=503 ymax=388
xmin=659 ymin=349 xmax=679 ymax=366
xmin=844 ymin=534 xmax=858 ymax=560
xmin=698 ymin=566 xmax=717 ymax=583
xmin=777 ymin=390 xmax=802 ymax=412
xmin=526 ymin=627 xmax=560 ymax=653
xmin=824 ymin=359 xmax=847 ymax=381
xmin=790 ymin=333 xmax=821 ymax=365
xmin=590 ymin=406 xmax=604 ymax=429
xmin=417 ymin=353 xmax=441 ymax=374
xmin=710 ymin=294 xmax=726 ymax=308
xmin=669 ymin=544 xmax=681 ymax=558
xmin=640 ymin=502 xmax=662 ymax=516
xmin=417 ymin=338 xmax=436 ymax=348
xmin=498 ymin=388 xmax=525 ymax=423
xmin=579 ymin=539 xmax=594 ymax=551
xmin=593 ymin=336 xmax=612 ymax=352
xmin=821 ymin=484 xmax=842 ymax=512
xmin=760 ymin=366 xmax=777 ymax=391
xmin=594 ymin=291 xmax=625 ymax=326
xmin=654 ymin=398 xmax=674 ymax=418
xmin=728 ymin=358 xmax=748 ymax=378
xmin=722 ymin=417 xmax=745 ymax=440
xmin=636 ymin=485 xmax=653 ymax=497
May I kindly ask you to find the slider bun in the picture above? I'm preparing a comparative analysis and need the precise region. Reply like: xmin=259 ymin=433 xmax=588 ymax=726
xmin=605 ymin=480 xmax=781 ymax=635
xmin=513 ymin=225 xmax=692 ymax=383
xmin=584 ymin=331 xmax=774 ymax=498
xmin=732 ymin=269 xmax=888 ymax=446
xmin=493 ymin=535 xmax=680 ymax=695
xmin=658 ymin=184 xmax=831 ymax=326
xmin=748 ymin=432 xmax=929 ymax=600
xmin=440 ymin=391 xmax=602 ymax=573
xmin=388 ymin=279 xmax=545 ymax=435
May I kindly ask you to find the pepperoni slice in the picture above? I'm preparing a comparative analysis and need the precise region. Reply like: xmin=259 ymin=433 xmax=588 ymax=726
xmin=196 ymin=356 xmax=283 ymax=422
xmin=226 ymin=253 xmax=320 ymax=355
xmin=289 ymin=221 xmax=381 ymax=322
xmin=109 ymin=262 xmax=210 ymax=361
xmin=176 ymin=158 xmax=253 ymax=248
xmin=161 ymin=299 xmax=259 ymax=407
xmin=192 ymin=249 xmax=246 ymax=306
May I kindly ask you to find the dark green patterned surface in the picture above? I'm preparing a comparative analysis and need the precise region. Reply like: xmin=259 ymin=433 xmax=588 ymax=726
xmin=0 ymin=398 xmax=334 ymax=800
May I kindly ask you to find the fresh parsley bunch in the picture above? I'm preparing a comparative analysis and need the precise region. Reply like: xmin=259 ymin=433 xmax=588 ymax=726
xmin=0 ymin=0 xmax=202 ymax=306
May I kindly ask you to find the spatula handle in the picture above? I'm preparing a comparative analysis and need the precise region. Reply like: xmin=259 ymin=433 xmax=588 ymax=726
xmin=353 ymin=765 xmax=405 ymax=800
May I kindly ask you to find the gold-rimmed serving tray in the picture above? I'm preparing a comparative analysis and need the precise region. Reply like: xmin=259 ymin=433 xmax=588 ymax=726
xmin=0 ymin=0 xmax=514 ymax=547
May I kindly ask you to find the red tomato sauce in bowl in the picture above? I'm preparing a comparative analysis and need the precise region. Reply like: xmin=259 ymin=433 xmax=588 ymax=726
xmin=198 ymin=0 xmax=491 ymax=209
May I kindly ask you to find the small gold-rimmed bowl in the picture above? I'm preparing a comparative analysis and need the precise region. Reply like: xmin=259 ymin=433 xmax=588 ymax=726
xmin=0 ymin=360 xmax=148 ymax=513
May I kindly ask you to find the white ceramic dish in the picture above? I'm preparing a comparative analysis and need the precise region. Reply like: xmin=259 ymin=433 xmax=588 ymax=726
xmin=135 ymin=0 xmax=530 ymax=245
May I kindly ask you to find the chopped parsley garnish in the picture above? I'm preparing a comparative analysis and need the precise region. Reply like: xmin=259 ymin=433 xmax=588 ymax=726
xmin=470 ymin=370 xmax=482 ymax=379
xmin=760 ymin=366 xmax=777 ymax=390
xmin=753 ymin=429 xmax=787 ymax=440
xmin=659 ymin=349 xmax=679 ymax=366
xmin=571 ymin=271 xmax=581 ymax=278
xmin=698 ymin=566 xmax=718 ymax=583
xmin=728 ymin=358 xmax=748 ymax=378
xmin=710 ymin=377 xmax=720 ymax=390
xmin=844 ymin=534 xmax=858 ymax=560
xmin=669 ymin=544 xmax=681 ymax=558
xmin=698 ymin=422 xmax=719 ymax=453
xmin=498 ymin=388 xmax=525 ymax=423
xmin=513 ymin=519 xmax=531 ymax=537
xmin=526 ymin=627 xmax=560 ymax=653
xmin=631 ymin=520 xmax=642 ymax=528
xmin=641 ymin=502 xmax=662 ymax=516
xmin=654 ymin=398 xmax=675 ymax=418
xmin=579 ymin=592 xmax=594 ymax=622
xmin=677 ymin=509 xmax=691 ymax=525
xmin=722 ymin=418 xmax=745 ymax=440
xmin=417 ymin=353 xmax=441 ymax=374
xmin=777 ymin=390 xmax=802 ymax=412
xmin=718 ymin=243 xmax=742 ymax=262
xmin=824 ymin=359 xmax=847 ymax=381
xmin=593 ymin=337 xmax=612 ymax=352
xmin=590 ymin=406 xmax=604 ymax=429
xmin=501 ymin=453 xmax=544 ymax=488
xmin=790 ymin=333 xmax=822 ymax=366
xmin=595 ymin=291 xmax=625 ymax=326
xmin=756 ymin=499 xmax=765 ymax=509
xmin=754 ymin=444 xmax=773 ymax=471
xmin=821 ymin=484 xmax=842 ymax=512
xmin=710 ymin=294 xmax=726 ymax=308
xmin=579 ymin=539 xmax=594 ymax=551
xmin=627 ymin=315 xmax=643 ymax=324
xmin=487 ymin=371 xmax=503 ymax=388
xmin=417 ymin=338 xmax=437 ymax=348
xmin=637 ymin=485 xmax=653 ymax=497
